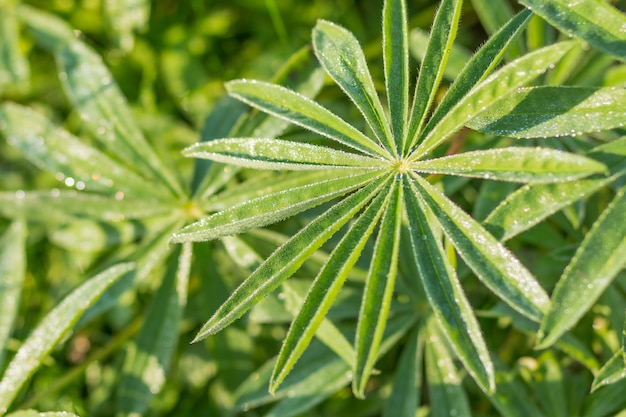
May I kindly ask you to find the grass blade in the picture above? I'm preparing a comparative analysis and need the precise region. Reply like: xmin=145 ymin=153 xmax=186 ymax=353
xmin=183 ymin=138 xmax=386 ymax=170
xmin=227 ymin=80 xmax=389 ymax=158
xmin=383 ymin=0 xmax=409 ymax=150
xmin=410 ymin=173 xmax=550 ymax=322
xmin=405 ymin=180 xmax=494 ymax=393
xmin=406 ymin=0 xmax=462 ymax=152
xmin=192 ymin=176 xmax=391 ymax=340
xmin=519 ymin=0 xmax=626 ymax=61
xmin=313 ymin=20 xmax=395 ymax=154
xmin=172 ymin=169 xmax=384 ymax=243
xmin=0 ymin=221 xmax=26 ymax=369
xmin=537 ymin=185 xmax=626 ymax=349
xmin=117 ymin=244 xmax=191 ymax=416
xmin=411 ymin=147 xmax=607 ymax=183
xmin=271 ymin=183 xmax=391 ymax=392
xmin=0 ymin=263 xmax=135 ymax=415
xmin=413 ymin=40 xmax=577 ymax=159
xmin=467 ymin=86 xmax=626 ymax=138
xmin=353 ymin=181 xmax=403 ymax=398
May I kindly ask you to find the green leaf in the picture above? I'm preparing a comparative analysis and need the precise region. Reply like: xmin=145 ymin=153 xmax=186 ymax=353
xmin=537 ymin=184 xmax=626 ymax=349
xmin=117 ymin=244 xmax=191 ymax=416
xmin=488 ymin=358 xmax=546 ymax=417
xmin=226 ymin=80 xmax=389 ymax=158
xmin=422 ymin=9 xmax=532 ymax=141
xmin=383 ymin=326 xmax=423 ymax=417
xmin=424 ymin=317 xmax=472 ymax=417
xmin=183 ymin=138 xmax=386 ymax=170
xmin=0 ymin=103 xmax=172 ymax=200
xmin=411 ymin=147 xmax=607 ymax=183
xmin=0 ymin=3 xmax=29 ymax=88
xmin=470 ymin=0 xmax=515 ymax=36
xmin=383 ymin=0 xmax=409 ymax=149
xmin=410 ymin=173 xmax=550 ymax=322
xmin=592 ymin=350 xmax=626 ymax=393
xmin=0 ymin=263 xmax=135 ymax=415
xmin=409 ymin=28 xmax=471 ymax=82
xmin=17 ymin=5 xmax=184 ymax=198
xmin=406 ymin=0 xmax=462 ymax=152
xmin=6 ymin=411 xmax=80 ymax=417
xmin=353 ymin=181 xmax=403 ymax=398
xmin=312 ymin=20 xmax=395 ymax=154
xmin=405 ymin=179 xmax=494 ymax=393
xmin=0 ymin=221 xmax=26 ymax=369
xmin=172 ymin=169 xmax=384 ymax=243
xmin=413 ymin=40 xmax=577 ymax=159
xmin=192 ymin=176 xmax=391 ymax=340
xmin=104 ymin=0 xmax=149 ymax=51
xmin=483 ymin=176 xmax=612 ymax=241
xmin=270 ymin=184 xmax=391 ymax=392
xmin=518 ymin=0 xmax=626 ymax=61
xmin=467 ymin=86 xmax=626 ymax=138
xmin=531 ymin=351 xmax=569 ymax=417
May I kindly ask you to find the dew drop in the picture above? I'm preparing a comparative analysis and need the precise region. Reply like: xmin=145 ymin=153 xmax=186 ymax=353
xmin=64 ymin=177 xmax=75 ymax=187
xmin=15 ymin=190 xmax=25 ymax=199
xmin=115 ymin=191 xmax=125 ymax=200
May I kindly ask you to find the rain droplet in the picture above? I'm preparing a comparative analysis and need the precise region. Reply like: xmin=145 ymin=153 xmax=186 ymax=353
xmin=115 ymin=191 xmax=125 ymax=200
xmin=15 ymin=190 xmax=25 ymax=199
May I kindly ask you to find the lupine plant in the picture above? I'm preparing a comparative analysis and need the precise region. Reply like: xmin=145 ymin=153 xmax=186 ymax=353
xmin=0 ymin=0 xmax=625 ymax=416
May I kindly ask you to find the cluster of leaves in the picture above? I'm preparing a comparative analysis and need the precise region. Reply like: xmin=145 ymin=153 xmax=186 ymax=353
xmin=0 ymin=0 xmax=625 ymax=416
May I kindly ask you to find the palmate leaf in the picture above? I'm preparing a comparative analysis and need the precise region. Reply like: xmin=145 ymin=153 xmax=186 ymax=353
xmin=537 ymin=184 xmax=626 ymax=348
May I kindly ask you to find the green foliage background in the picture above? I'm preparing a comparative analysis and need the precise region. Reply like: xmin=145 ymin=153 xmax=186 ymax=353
xmin=0 ymin=0 xmax=625 ymax=416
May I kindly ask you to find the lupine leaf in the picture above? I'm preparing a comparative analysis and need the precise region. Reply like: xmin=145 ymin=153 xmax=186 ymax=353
xmin=591 ymin=350 xmax=626 ymax=393
xmin=518 ymin=0 xmax=626 ymax=61
xmin=183 ymin=138 xmax=387 ymax=170
xmin=271 ymin=183 xmax=391 ymax=392
xmin=226 ymin=80 xmax=389 ymax=158
xmin=0 ymin=263 xmax=135 ymax=415
xmin=172 ymin=170 xmax=385 ymax=243
xmin=413 ymin=40 xmax=577 ymax=159
xmin=353 ymin=181 xmax=403 ymax=398
xmin=419 ymin=9 xmax=532 ymax=147
xmin=467 ymin=86 xmax=626 ymax=138
xmin=410 ymin=173 xmax=550 ymax=322
xmin=17 ymin=5 xmax=184 ymax=198
xmin=424 ymin=317 xmax=472 ymax=417
xmin=0 ymin=103 xmax=172 ymax=200
xmin=0 ymin=221 xmax=26 ymax=369
xmin=0 ymin=3 xmax=29 ymax=88
xmin=483 ymin=176 xmax=613 ymax=241
xmin=537 ymin=185 xmax=626 ymax=349
xmin=192 ymin=177 xmax=390 ymax=341
xmin=411 ymin=147 xmax=607 ymax=183
xmin=406 ymin=0 xmax=462 ymax=152
xmin=405 ymin=180 xmax=494 ymax=393
xmin=312 ymin=20 xmax=395 ymax=154
xmin=117 ymin=244 xmax=191 ymax=416
xmin=383 ymin=0 xmax=409 ymax=149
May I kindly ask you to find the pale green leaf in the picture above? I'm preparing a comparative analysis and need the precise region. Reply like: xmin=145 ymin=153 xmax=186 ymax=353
xmin=383 ymin=0 xmax=409 ymax=149
xmin=192 ymin=177 xmax=390 ymax=340
xmin=413 ymin=40 xmax=577 ymax=159
xmin=0 ymin=4 xmax=29 ymax=88
xmin=405 ymin=179 xmax=494 ymax=393
xmin=183 ymin=138 xmax=386 ymax=170
xmin=424 ymin=317 xmax=472 ymax=417
xmin=104 ymin=0 xmax=149 ymax=51
xmin=383 ymin=326 xmax=423 ymax=417
xmin=411 ymin=147 xmax=607 ymax=183
xmin=0 ymin=221 xmax=26 ymax=369
xmin=0 ymin=263 xmax=135 ymax=415
xmin=406 ymin=0 xmax=462 ymax=152
xmin=172 ymin=169 xmax=384 ymax=243
xmin=410 ymin=173 xmax=550 ymax=322
xmin=484 ymin=176 xmax=612 ymax=241
xmin=537 ymin=184 xmax=626 ymax=349
xmin=117 ymin=244 xmax=190 ymax=416
xmin=422 ymin=9 xmax=532 ymax=141
xmin=467 ymin=86 xmax=626 ymax=138
xmin=353 ymin=181 xmax=403 ymax=398
xmin=0 ymin=103 xmax=172 ymax=200
xmin=591 ymin=350 xmax=626 ymax=392
xmin=17 ymin=5 xmax=184 ymax=198
xmin=226 ymin=80 xmax=389 ymax=158
xmin=519 ymin=0 xmax=626 ymax=61
xmin=271 ymin=184 xmax=391 ymax=392
xmin=6 ymin=411 xmax=80 ymax=417
xmin=409 ymin=28 xmax=471 ymax=81
xmin=313 ymin=20 xmax=395 ymax=154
